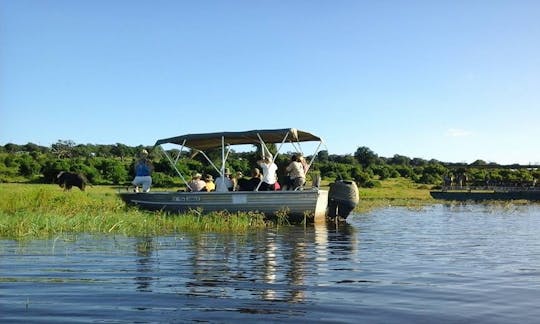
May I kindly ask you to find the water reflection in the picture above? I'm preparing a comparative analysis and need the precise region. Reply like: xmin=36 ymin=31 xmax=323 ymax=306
xmin=4 ymin=207 xmax=540 ymax=322
xmin=262 ymin=232 xmax=278 ymax=300
xmin=124 ymin=220 xmax=358 ymax=305
xmin=134 ymin=237 xmax=154 ymax=292
xmin=327 ymin=221 xmax=357 ymax=253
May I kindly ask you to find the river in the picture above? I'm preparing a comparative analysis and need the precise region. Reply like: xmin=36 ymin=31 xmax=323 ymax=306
xmin=2 ymin=203 xmax=540 ymax=323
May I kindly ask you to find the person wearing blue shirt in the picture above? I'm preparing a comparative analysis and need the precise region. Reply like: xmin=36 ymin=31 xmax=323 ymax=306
xmin=132 ymin=149 xmax=154 ymax=192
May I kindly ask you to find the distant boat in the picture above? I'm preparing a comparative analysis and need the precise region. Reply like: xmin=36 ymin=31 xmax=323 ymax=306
xmin=430 ymin=186 xmax=540 ymax=201
xmin=119 ymin=128 xmax=359 ymax=223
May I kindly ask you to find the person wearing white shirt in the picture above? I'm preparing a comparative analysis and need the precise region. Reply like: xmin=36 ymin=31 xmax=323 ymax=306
xmin=215 ymin=168 xmax=233 ymax=192
xmin=257 ymin=155 xmax=278 ymax=191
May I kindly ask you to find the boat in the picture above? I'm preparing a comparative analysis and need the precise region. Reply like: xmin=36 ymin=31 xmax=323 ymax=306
xmin=430 ymin=186 xmax=540 ymax=201
xmin=119 ymin=128 xmax=359 ymax=223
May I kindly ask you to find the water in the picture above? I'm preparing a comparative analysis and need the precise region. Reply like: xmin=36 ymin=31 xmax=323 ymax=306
xmin=2 ymin=203 xmax=540 ymax=323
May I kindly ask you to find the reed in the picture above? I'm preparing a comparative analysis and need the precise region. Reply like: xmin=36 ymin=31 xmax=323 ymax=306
xmin=0 ymin=184 xmax=267 ymax=240
xmin=0 ymin=179 xmax=437 ymax=239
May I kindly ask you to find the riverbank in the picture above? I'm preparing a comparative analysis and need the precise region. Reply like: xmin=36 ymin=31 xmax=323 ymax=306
xmin=0 ymin=180 xmax=434 ymax=240
xmin=357 ymin=178 xmax=434 ymax=212
xmin=0 ymin=184 xmax=268 ymax=240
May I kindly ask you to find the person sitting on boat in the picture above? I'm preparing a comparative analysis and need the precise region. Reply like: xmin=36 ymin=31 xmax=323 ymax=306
xmin=232 ymin=171 xmax=244 ymax=191
xmin=238 ymin=168 xmax=262 ymax=191
xmin=257 ymin=155 xmax=278 ymax=191
xmin=204 ymin=174 xmax=215 ymax=192
xmin=132 ymin=149 xmax=153 ymax=193
xmin=187 ymin=173 xmax=206 ymax=192
xmin=274 ymin=178 xmax=281 ymax=190
xmin=215 ymin=168 xmax=234 ymax=192
xmin=285 ymin=154 xmax=306 ymax=190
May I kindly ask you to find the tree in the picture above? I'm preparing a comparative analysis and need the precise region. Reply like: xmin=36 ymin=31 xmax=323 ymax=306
xmin=394 ymin=165 xmax=414 ymax=178
xmin=111 ymin=143 xmax=132 ymax=161
xmin=389 ymin=154 xmax=411 ymax=166
xmin=411 ymin=157 xmax=428 ymax=167
xmin=17 ymin=154 xmax=41 ymax=177
xmin=369 ymin=165 xmax=392 ymax=180
xmin=98 ymin=159 xmax=129 ymax=184
xmin=317 ymin=150 xmax=329 ymax=162
xmin=354 ymin=146 xmax=378 ymax=168
xmin=51 ymin=140 xmax=76 ymax=158
xmin=4 ymin=143 xmax=21 ymax=154
xmin=471 ymin=159 xmax=487 ymax=166
xmin=41 ymin=159 xmax=71 ymax=183
xmin=418 ymin=162 xmax=448 ymax=184
xmin=23 ymin=142 xmax=48 ymax=154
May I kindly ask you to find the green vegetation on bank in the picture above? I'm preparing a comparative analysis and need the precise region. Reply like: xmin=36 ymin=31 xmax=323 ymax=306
xmin=1 ymin=141 xmax=538 ymax=240
xmin=1 ymin=141 xmax=539 ymax=190
xmin=0 ymin=184 xmax=268 ymax=240
xmin=0 ymin=179 xmax=434 ymax=240
xmin=357 ymin=178 xmax=433 ymax=212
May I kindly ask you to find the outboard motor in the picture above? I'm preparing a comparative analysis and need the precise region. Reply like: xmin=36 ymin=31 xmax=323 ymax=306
xmin=328 ymin=180 xmax=359 ymax=220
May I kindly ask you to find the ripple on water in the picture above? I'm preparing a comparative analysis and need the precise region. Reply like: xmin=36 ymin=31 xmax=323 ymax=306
xmin=2 ymin=204 xmax=540 ymax=323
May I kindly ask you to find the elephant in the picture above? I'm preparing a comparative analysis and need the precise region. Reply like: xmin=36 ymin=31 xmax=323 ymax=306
xmin=56 ymin=171 xmax=89 ymax=191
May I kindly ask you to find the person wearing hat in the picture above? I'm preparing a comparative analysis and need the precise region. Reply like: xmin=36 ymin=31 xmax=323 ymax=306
xmin=204 ymin=174 xmax=215 ymax=192
xmin=187 ymin=172 xmax=206 ymax=192
xmin=215 ymin=168 xmax=233 ymax=192
xmin=232 ymin=171 xmax=244 ymax=191
xmin=132 ymin=149 xmax=153 ymax=192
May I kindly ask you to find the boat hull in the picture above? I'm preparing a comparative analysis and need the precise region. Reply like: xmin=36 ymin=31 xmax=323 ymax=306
xmin=430 ymin=190 xmax=540 ymax=201
xmin=119 ymin=189 xmax=329 ymax=223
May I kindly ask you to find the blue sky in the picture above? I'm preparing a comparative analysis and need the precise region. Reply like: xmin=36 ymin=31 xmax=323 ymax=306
xmin=1 ymin=0 xmax=539 ymax=164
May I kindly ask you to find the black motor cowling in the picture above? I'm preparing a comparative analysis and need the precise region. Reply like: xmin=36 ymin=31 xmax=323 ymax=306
xmin=328 ymin=180 xmax=359 ymax=220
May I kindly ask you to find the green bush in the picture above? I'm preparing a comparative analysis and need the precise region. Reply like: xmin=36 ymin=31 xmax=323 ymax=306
xmin=152 ymin=172 xmax=179 ymax=187
xmin=363 ymin=180 xmax=381 ymax=188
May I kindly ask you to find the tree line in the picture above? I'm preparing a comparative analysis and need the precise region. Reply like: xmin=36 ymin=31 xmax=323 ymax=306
xmin=1 ymin=140 xmax=539 ymax=188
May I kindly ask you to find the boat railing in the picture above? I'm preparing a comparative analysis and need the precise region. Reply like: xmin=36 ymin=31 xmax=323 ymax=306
xmin=441 ymin=185 xmax=540 ymax=192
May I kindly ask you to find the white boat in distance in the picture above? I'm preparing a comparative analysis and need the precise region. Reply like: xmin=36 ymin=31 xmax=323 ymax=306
xmin=119 ymin=128 xmax=341 ymax=223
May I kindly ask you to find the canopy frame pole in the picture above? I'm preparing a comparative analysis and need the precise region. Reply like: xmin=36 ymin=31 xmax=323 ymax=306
xmin=304 ymin=140 xmax=324 ymax=174
xmin=256 ymin=131 xmax=289 ymax=163
xmin=218 ymin=136 xmax=232 ymax=177
xmin=159 ymin=145 xmax=189 ymax=188
xmin=196 ymin=150 xmax=221 ymax=175
xmin=173 ymin=139 xmax=187 ymax=165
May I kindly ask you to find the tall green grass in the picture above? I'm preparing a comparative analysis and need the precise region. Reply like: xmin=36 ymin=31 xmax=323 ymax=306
xmin=0 ymin=180 xmax=438 ymax=239
xmin=0 ymin=184 xmax=267 ymax=240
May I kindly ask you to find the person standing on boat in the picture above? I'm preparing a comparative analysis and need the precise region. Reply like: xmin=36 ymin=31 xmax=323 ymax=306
xmin=132 ymin=149 xmax=153 ymax=193
xmin=257 ymin=155 xmax=278 ymax=191
xmin=215 ymin=168 xmax=234 ymax=192
xmin=285 ymin=154 xmax=306 ymax=190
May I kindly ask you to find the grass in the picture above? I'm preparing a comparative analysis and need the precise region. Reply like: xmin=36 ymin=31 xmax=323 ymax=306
xmin=355 ymin=178 xmax=435 ymax=212
xmin=0 ymin=184 xmax=268 ymax=240
xmin=0 ymin=179 xmax=437 ymax=240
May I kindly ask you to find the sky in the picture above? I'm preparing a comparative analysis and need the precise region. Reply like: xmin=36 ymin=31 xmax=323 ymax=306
xmin=1 ymin=0 xmax=539 ymax=165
